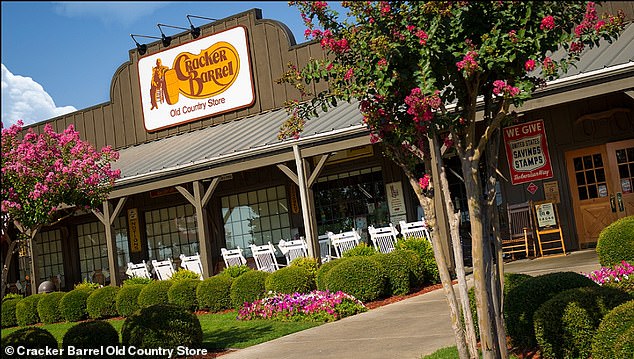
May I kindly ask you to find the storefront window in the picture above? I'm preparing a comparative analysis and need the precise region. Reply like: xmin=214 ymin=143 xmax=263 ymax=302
xmin=145 ymin=204 xmax=199 ymax=261
xmin=314 ymin=167 xmax=388 ymax=240
xmin=221 ymin=185 xmax=291 ymax=256
xmin=35 ymin=229 xmax=65 ymax=289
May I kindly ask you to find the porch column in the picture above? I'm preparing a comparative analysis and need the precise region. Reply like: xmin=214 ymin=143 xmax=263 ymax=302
xmin=92 ymin=197 xmax=127 ymax=286
xmin=176 ymin=179 xmax=219 ymax=278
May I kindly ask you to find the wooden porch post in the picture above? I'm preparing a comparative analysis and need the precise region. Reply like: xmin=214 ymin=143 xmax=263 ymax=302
xmin=92 ymin=197 xmax=127 ymax=286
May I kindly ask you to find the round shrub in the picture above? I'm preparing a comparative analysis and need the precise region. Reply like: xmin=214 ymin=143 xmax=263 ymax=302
xmin=605 ymin=275 xmax=634 ymax=297
xmin=137 ymin=280 xmax=174 ymax=308
xmin=116 ymin=284 xmax=145 ymax=317
xmin=73 ymin=280 xmax=101 ymax=291
xmin=613 ymin=325 xmax=634 ymax=359
xmin=60 ymin=288 xmax=93 ymax=322
xmin=591 ymin=299 xmax=634 ymax=359
xmin=371 ymin=251 xmax=416 ymax=296
xmin=220 ymin=264 xmax=251 ymax=278
xmin=290 ymin=256 xmax=319 ymax=279
xmin=1 ymin=298 xmax=21 ymax=328
xmin=265 ymin=266 xmax=315 ymax=294
xmin=230 ymin=270 xmax=270 ymax=309
xmin=123 ymin=277 xmax=153 ymax=286
xmin=505 ymin=271 xmax=597 ymax=350
xmin=1 ymin=327 xmax=57 ymax=359
xmin=196 ymin=275 xmax=233 ymax=312
xmin=87 ymin=286 xmax=120 ymax=319
xmin=596 ymin=216 xmax=634 ymax=267
xmin=3 ymin=293 xmax=23 ymax=302
xmin=170 ymin=269 xmax=202 ymax=281
xmin=62 ymin=320 xmax=120 ymax=359
xmin=167 ymin=279 xmax=199 ymax=311
xmin=533 ymin=286 xmax=630 ymax=359
xmin=121 ymin=303 xmax=202 ymax=358
xmin=15 ymin=293 xmax=44 ymax=326
xmin=396 ymin=237 xmax=439 ymax=283
xmin=342 ymin=242 xmax=377 ymax=257
xmin=325 ymin=256 xmax=385 ymax=302
xmin=37 ymin=291 xmax=66 ymax=324
xmin=316 ymin=258 xmax=344 ymax=290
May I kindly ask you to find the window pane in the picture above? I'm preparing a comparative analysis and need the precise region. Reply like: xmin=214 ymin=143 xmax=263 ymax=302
xmin=593 ymin=154 xmax=603 ymax=167
xmin=616 ymin=149 xmax=627 ymax=163
xmin=583 ymin=156 xmax=593 ymax=169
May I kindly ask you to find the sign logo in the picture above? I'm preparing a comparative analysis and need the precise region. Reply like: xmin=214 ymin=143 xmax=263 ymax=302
xmin=137 ymin=26 xmax=254 ymax=132
xmin=503 ymin=119 xmax=554 ymax=185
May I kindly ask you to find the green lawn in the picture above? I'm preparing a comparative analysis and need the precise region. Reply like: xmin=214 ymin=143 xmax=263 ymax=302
xmin=421 ymin=346 xmax=521 ymax=359
xmin=1 ymin=311 xmax=322 ymax=351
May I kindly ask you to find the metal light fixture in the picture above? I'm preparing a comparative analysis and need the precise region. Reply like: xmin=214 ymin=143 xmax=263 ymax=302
xmin=158 ymin=23 xmax=199 ymax=40
xmin=130 ymin=34 xmax=162 ymax=55
xmin=187 ymin=15 xmax=218 ymax=39
xmin=156 ymin=24 xmax=172 ymax=47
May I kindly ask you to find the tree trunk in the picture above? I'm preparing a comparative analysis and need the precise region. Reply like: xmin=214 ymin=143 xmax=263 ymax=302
xmin=1 ymin=238 xmax=17 ymax=299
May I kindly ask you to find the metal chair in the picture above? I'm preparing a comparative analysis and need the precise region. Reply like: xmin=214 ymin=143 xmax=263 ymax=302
xmin=368 ymin=224 xmax=399 ymax=253
xmin=399 ymin=218 xmax=432 ymax=242
xmin=179 ymin=253 xmax=203 ymax=279
xmin=250 ymin=242 xmax=283 ymax=272
xmin=329 ymin=230 xmax=361 ymax=258
xmin=221 ymin=247 xmax=247 ymax=268
xmin=151 ymin=258 xmax=176 ymax=280
xmin=503 ymin=202 xmax=535 ymax=258
xmin=125 ymin=260 xmax=151 ymax=279
xmin=278 ymin=238 xmax=309 ymax=264
xmin=318 ymin=232 xmax=334 ymax=263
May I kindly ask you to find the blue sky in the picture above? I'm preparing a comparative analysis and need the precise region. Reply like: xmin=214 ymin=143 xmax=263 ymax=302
xmin=1 ymin=1 xmax=344 ymax=128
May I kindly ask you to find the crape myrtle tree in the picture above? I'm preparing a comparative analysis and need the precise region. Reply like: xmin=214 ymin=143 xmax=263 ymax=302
xmin=278 ymin=1 xmax=624 ymax=358
xmin=1 ymin=121 xmax=120 ymax=296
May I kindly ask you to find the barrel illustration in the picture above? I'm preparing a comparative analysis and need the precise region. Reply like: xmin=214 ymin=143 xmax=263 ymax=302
xmin=164 ymin=69 xmax=180 ymax=105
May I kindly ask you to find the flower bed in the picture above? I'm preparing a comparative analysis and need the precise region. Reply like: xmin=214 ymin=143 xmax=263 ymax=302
xmin=584 ymin=260 xmax=633 ymax=285
xmin=237 ymin=290 xmax=366 ymax=322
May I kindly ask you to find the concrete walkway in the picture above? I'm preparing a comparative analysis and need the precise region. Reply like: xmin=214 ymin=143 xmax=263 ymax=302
xmin=221 ymin=250 xmax=601 ymax=359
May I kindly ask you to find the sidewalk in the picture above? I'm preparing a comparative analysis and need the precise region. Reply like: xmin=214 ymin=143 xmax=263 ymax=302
xmin=221 ymin=250 xmax=601 ymax=359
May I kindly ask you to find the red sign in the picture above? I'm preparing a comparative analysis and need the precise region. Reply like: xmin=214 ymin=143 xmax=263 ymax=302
xmin=503 ymin=120 xmax=554 ymax=185
xmin=527 ymin=182 xmax=538 ymax=194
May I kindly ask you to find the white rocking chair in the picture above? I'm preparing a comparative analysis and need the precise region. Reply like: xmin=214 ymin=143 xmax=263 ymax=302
xmin=329 ymin=230 xmax=361 ymax=259
xmin=249 ymin=242 xmax=283 ymax=273
xmin=221 ymin=247 xmax=247 ymax=268
xmin=151 ymin=258 xmax=175 ymax=280
xmin=318 ymin=232 xmax=334 ymax=263
xmin=125 ymin=260 xmax=151 ymax=279
xmin=278 ymin=238 xmax=309 ymax=264
xmin=399 ymin=218 xmax=432 ymax=242
xmin=368 ymin=224 xmax=399 ymax=253
xmin=179 ymin=253 xmax=203 ymax=280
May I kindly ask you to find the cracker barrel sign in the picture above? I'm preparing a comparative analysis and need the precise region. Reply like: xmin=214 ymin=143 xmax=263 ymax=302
xmin=137 ymin=26 xmax=254 ymax=132
xmin=503 ymin=119 xmax=554 ymax=185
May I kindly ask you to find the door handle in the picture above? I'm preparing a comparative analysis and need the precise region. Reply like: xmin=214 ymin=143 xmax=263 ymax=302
xmin=610 ymin=194 xmax=617 ymax=212
xmin=617 ymin=192 xmax=625 ymax=212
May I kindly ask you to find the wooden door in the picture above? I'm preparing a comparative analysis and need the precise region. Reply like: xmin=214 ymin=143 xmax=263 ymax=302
xmin=606 ymin=139 xmax=634 ymax=218
xmin=565 ymin=146 xmax=618 ymax=247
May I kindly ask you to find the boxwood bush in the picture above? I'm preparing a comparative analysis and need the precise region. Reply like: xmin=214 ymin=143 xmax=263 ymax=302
xmin=370 ymin=250 xmax=416 ymax=296
xmin=342 ymin=242 xmax=377 ymax=257
xmin=170 ymin=268 xmax=202 ymax=281
xmin=123 ymin=277 xmax=153 ymax=286
xmin=1 ymin=327 xmax=57 ymax=359
xmin=395 ymin=236 xmax=439 ymax=284
xmin=60 ymin=288 xmax=93 ymax=322
xmin=612 ymin=325 xmax=634 ymax=359
xmin=15 ymin=293 xmax=44 ymax=326
xmin=533 ymin=286 xmax=630 ymax=359
xmin=591 ymin=299 xmax=634 ymax=359
xmin=137 ymin=280 xmax=173 ymax=308
xmin=265 ymin=265 xmax=315 ymax=294
xmin=87 ymin=286 xmax=120 ymax=319
xmin=196 ymin=275 xmax=232 ymax=312
xmin=121 ymin=303 xmax=202 ymax=358
xmin=504 ymin=271 xmax=597 ymax=350
xmin=316 ymin=258 xmax=344 ymax=290
xmin=219 ymin=264 xmax=251 ymax=278
xmin=62 ymin=320 xmax=120 ymax=359
xmin=116 ymin=284 xmax=145 ymax=317
xmin=596 ymin=215 xmax=634 ymax=267
xmin=289 ymin=257 xmax=319 ymax=280
xmin=167 ymin=278 xmax=199 ymax=311
xmin=230 ymin=270 xmax=270 ymax=309
xmin=37 ymin=291 xmax=66 ymax=324
xmin=325 ymin=256 xmax=385 ymax=302
xmin=1 ymin=297 xmax=22 ymax=328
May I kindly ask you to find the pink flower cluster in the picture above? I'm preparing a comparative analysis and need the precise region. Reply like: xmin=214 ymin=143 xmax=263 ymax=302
xmin=492 ymin=80 xmax=520 ymax=98
xmin=542 ymin=56 xmax=556 ymax=75
xmin=456 ymin=51 xmax=479 ymax=77
xmin=405 ymin=25 xmax=428 ymax=45
xmin=237 ymin=290 xmax=367 ymax=322
xmin=584 ymin=260 xmax=633 ymax=285
xmin=419 ymin=174 xmax=431 ymax=190
xmin=574 ymin=2 xmax=598 ymax=37
xmin=540 ymin=15 xmax=555 ymax=31
xmin=306 ymin=29 xmax=349 ymax=54
xmin=524 ymin=59 xmax=536 ymax=72
xmin=405 ymin=88 xmax=442 ymax=125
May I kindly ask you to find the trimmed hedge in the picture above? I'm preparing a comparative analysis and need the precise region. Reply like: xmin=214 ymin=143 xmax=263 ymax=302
xmin=504 ymin=271 xmax=597 ymax=350
xmin=219 ymin=265 xmax=251 ymax=279
xmin=591 ymin=299 xmax=634 ymax=359
xmin=395 ymin=236 xmax=439 ymax=284
xmin=1 ymin=327 xmax=57 ymax=359
xmin=167 ymin=279 xmax=199 ymax=311
xmin=62 ymin=320 xmax=120 ymax=359
xmin=613 ymin=325 xmax=634 ymax=359
xmin=121 ymin=303 xmax=202 ymax=358
xmin=371 ymin=250 xmax=417 ymax=296
xmin=1 ymin=298 xmax=22 ymax=328
xmin=87 ymin=286 xmax=120 ymax=319
xmin=37 ymin=291 xmax=66 ymax=324
xmin=342 ymin=242 xmax=378 ymax=257
xmin=316 ymin=258 xmax=344 ymax=290
xmin=596 ymin=215 xmax=634 ymax=267
xmin=325 ymin=256 xmax=385 ymax=302
xmin=533 ymin=286 xmax=631 ymax=359
xmin=123 ymin=277 xmax=153 ymax=286
xmin=196 ymin=275 xmax=232 ymax=312
xmin=170 ymin=269 xmax=202 ymax=281
xmin=15 ymin=293 xmax=44 ymax=326
xmin=116 ymin=284 xmax=145 ymax=317
xmin=60 ymin=288 xmax=93 ymax=322
xmin=230 ymin=270 xmax=270 ymax=309
xmin=137 ymin=280 xmax=174 ymax=308
xmin=289 ymin=257 xmax=319 ymax=279
xmin=265 ymin=266 xmax=315 ymax=294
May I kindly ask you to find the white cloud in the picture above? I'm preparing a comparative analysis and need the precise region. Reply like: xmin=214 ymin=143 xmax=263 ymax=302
xmin=1 ymin=64 xmax=77 ymax=128
xmin=53 ymin=2 xmax=170 ymax=27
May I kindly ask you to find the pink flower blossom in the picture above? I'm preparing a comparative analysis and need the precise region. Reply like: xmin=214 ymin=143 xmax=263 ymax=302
xmin=524 ymin=59 xmax=536 ymax=72
xmin=456 ymin=51 xmax=479 ymax=76
xmin=344 ymin=68 xmax=354 ymax=80
xmin=540 ymin=15 xmax=555 ymax=30
xmin=419 ymin=174 xmax=431 ymax=190
xmin=377 ymin=58 xmax=387 ymax=67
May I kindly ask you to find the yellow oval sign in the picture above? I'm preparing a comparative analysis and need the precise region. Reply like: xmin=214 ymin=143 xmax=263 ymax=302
xmin=171 ymin=41 xmax=240 ymax=99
